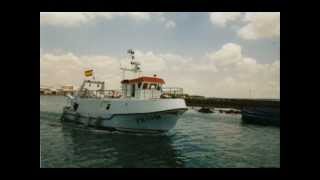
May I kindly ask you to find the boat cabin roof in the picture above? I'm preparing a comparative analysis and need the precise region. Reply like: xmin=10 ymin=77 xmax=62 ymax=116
xmin=121 ymin=76 xmax=165 ymax=85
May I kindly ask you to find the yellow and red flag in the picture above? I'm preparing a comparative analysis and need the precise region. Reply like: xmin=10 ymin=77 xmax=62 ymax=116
xmin=84 ymin=69 xmax=93 ymax=77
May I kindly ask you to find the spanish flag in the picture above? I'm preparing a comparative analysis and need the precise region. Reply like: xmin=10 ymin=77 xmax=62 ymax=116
xmin=85 ymin=69 xmax=93 ymax=77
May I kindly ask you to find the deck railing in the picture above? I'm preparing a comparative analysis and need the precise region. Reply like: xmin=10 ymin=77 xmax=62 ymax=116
xmin=76 ymin=89 xmax=122 ymax=99
xmin=162 ymin=87 xmax=184 ymax=96
xmin=75 ymin=87 xmax=183 ymax=99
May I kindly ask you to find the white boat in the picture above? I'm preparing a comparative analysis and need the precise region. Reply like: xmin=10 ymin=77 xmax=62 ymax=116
xmin=61 ymin=49 xmax=187 ymax=134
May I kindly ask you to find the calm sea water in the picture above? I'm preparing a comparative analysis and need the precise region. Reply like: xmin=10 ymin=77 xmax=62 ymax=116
xmin=40 ymin=96 xmax=280 ymax=168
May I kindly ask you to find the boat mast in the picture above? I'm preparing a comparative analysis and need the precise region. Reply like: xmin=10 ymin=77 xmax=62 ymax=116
xmin=120 ymin=49 xmax=142 ymax=80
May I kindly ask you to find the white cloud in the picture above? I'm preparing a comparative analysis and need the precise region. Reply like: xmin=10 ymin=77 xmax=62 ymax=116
xmin=40 ymin=45 xmax=279 ymax=98
xmin=206 ymin=43 xmax=280 ymax=98
xmin=118 ymin=12 xmax=152 ymax=20
xmin=208 ymin=12 xmax=280 ymax=40
xmin=159 ymin=16 xmax=166 ymax=22
xmin=237 ymin=12 xmax=280 ymax=40
xmin=206 ymin=43 xmax=242 ymax=67
xmin=40 ymin=52 xmax=122 ymax=89
xmin=209 ymin=12 xmax=242 ymax=27
xmin=165 ymin=20 xmax=176 ymax=29
xmin=40 ymin=12 xmax=168 ymax=27
xmin=132 ymin=50 xmax=167 ymax=72
xmin=40 ymin=12 xmax=92 ymax=27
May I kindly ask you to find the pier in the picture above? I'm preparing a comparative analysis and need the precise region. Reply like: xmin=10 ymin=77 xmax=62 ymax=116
xmin=185 ymin=97 xmax=279 ymax=109
xmin=184 ymin=97 xmax=280 ymax=126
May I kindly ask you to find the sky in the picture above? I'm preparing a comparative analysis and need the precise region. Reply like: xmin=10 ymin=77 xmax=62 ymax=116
xmin=40 ymin=12 xmax=280 ymax=99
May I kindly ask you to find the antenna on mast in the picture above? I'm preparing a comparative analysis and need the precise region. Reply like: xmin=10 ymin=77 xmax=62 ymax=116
xmin=128 ymin=49 xmax=135 ymax=60
xmin=120 ymin=49 xmax=142 ymax=80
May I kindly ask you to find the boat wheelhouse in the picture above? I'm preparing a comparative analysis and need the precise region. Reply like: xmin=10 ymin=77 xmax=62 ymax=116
xmin=121 ymin=75 xmax=165 ymax=99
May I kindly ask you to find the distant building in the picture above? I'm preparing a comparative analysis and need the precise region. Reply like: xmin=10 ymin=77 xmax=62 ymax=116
xmin=51 ymin=89 xmax=57 ymax=95
xmin=40 ymin=87 xmax=52 ymax=95
xmin=40 ymin=85 xmax=76 ymax=96
xmin=61 ymin=85 xmax=75 ymax=96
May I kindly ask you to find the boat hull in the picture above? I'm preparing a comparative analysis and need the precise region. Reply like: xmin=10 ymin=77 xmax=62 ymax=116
xmin=61 ymin=107 xmax=186 ymax=133
xmin=61 ymin=98 xmax=187 ymax=133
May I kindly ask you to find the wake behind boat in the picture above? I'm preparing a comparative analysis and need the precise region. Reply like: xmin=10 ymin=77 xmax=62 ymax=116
xmin=61 ymin=49 xmax=187 ymax=133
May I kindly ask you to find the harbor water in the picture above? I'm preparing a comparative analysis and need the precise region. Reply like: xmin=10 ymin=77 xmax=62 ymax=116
xmin=40 ymin=96 xmax=280 ymax=168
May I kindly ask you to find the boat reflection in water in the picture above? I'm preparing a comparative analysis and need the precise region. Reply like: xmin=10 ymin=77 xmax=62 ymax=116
xmin=61 ymin=123 xmax=185 ymax=168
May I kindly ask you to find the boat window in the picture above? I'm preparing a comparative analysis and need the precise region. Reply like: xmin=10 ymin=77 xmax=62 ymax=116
xmin=143 ymin=83 xmax=148 ymax=89
xmin=138 ymin=82 xmax=142 ymax=88
xmin=131 ymin=84 xmax=135 ymax=97
xmin=150 ymin=84 xmax=157 ymax=89
xmin=157 ymin=85 xmax=161 ymax=91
